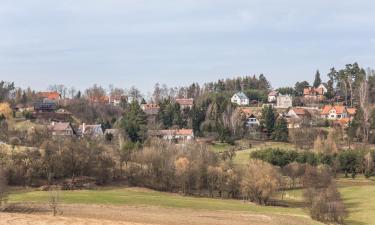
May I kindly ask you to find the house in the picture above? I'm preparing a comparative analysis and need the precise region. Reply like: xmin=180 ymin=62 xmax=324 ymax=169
xmin=276 ymin=94 xmax=293 ymax=108
xmin=13 ymin=104 xmax=34 ymax=112
xmin=239 ymin=107 xmax=260 ymax=127
xmin=78 ymin=123 xmax=104 ymax=138
xmin=231 ymin=92 xmax=249 ymax=106
xmin=141 ymin=104 xmax=160 ymax=125
xmin=38 ymin=91 xmax=61 ymax=101
xmin=286 ymin=108 xmax=312 ymax=128
xmin=268 ymin=91 xmax=278 ymax=103
xmin=321 ymin=105 xmax=348 ymax=120
xmin=150 ymin=129 xmax=194 ymax=142
xmin=48 ymin=122 xmax=75 ymax=137
xmin=109 ymin=95 xmax=127 ymax=106
xmin=175 ymin=98 xmax=194 ymax=109
xmin=347 ymin=108 xmax=357 ymax=119
xmin=141 ymin=104 xmax=160 ymax=115
xmin=34 ymin=99 xmax=57 ymax=112
xmin=303 ymin=85 xmax=327 ymax=102
xmin=33 ymin=109 xmax=73 ymax=122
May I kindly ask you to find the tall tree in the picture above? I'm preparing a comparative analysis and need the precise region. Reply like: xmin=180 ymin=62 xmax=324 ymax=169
xmin=120 ymin=100 xmax=148 ymax=143
xmin=262 ymin=105 xmax=276 ymax=138
xmin=294 ymin=81 xmax=310 ymax=96
xmin=313 ymin=70 xmax=322 ymax=88
xmin=272 ymin=117 xmax=289 ymax=142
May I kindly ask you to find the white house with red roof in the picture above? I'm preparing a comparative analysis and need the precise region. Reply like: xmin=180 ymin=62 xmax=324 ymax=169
xmin=268 ymin=91 xmax=278 ymax=103
xmin=175 ymin=98 xmax=194 ymax=109
xmin=321 ymin=105 xmax=349 ymax=120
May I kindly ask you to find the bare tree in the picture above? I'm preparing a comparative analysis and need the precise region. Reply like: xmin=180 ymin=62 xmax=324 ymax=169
xmin=49 ymin=185 xmax=61 ymax=216
xmin=359 ymin=78 xmax=370 ymax=143
xmin=0 ymin=168 xmax=8 ymax=209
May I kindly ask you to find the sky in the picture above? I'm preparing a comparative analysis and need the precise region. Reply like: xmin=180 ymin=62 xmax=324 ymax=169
xmin=1 ymin=0 xmax=375 ymax=94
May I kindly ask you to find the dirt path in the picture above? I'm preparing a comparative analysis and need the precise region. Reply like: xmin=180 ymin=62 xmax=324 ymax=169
xmin=0 ymin=203 xmax=316 ymax=225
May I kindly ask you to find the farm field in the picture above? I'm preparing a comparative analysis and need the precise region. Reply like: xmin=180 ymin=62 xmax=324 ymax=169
xmin=7 ymin=187 xmax=319 ymax=225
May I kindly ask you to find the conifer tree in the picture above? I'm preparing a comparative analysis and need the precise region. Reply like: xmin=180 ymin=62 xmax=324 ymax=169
xmin=313 ymin=70 xmax=322 ymax=88
xmin=272 ymin=117 xmax=289 ymax=142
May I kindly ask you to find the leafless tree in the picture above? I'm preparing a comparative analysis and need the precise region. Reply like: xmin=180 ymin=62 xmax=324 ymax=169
xmin=0 ymin=168 xmax=8 ymax=209
xmin=359 ymin=78 xmax=370 ymax=143
xmin=49 ymin=185 xmax=61 ymax=216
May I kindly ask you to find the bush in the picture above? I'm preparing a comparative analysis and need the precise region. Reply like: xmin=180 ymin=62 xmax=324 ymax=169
xmin=241 ymin=160 xmax=281 ymax=205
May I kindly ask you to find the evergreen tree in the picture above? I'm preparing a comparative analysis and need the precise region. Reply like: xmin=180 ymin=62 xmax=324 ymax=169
xmin=272 ymin=117 xmax=289 ymax=142
xmin=262 ymin=105 xmax=276 ymax=138
xmin=313 ymin=70 xmax=322 ymax=88
xmin=294 ymin=81 xmax=310 ymax=96
xmin=120 ymin=100 xmax=148 ymax=143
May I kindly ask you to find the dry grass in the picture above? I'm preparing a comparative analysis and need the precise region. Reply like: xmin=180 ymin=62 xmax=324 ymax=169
xmin=0 ymin=203 xmax=319 ymax=225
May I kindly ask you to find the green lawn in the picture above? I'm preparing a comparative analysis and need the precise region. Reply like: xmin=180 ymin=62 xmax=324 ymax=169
xmin=282 ymin=177 xmax=375 ymax=225
xmin=233 ymin=141 xmax=297 ymax=166
xmin=9 ymin=187 xmax=316 ymax=222
xmin=337 ymin=178 xmax=375 ymax=225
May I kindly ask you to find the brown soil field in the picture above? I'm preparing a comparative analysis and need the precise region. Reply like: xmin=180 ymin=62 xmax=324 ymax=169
xmin=0 ymin=203 xmax=317 ymax=225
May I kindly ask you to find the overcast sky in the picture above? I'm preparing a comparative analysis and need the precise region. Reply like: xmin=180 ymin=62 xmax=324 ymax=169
xmin=1 ymin=0 xmax=375 ymax=93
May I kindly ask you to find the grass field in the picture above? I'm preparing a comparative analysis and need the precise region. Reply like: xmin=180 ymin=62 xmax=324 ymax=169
xmin=282 ymin=177 xmax=375 ymax=225
xmin=233 ymin=141 xmax=297 ymax=165
xmin=8 ymin=178 xmax=375 ymax=225
xmin=9 ymin=187 xmax=310 ymax=217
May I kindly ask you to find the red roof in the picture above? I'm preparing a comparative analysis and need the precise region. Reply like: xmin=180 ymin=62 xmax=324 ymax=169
xmin=268 ymin=91 xmax=278 ymax=96
xmin=347 ymin=108 xmax=357 ymax=115
xmin=304 ymin=87 xmax=324 ymax=96
xmin=38 ymin=92 xmax=60 ymax=100
xmin=321 ymin=105 xmax=346 ymax=115
xmin=176 ymin=129 xmax=194 ymax=136
xmin=176 ymin=98 xmax=194 ymax=106
xmin=291 ymin=108 xmax=307 ymax=116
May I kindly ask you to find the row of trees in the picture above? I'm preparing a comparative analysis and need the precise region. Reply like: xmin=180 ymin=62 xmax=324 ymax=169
xmin=251 ymin=148 xmax=375 ymax=179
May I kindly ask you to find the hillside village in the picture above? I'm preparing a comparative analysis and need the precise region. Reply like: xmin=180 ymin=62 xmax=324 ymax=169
xmin=1 ymin=63 xmax=375 ymax=225
xmin=0 ymin=66 xmax=365 ymax=144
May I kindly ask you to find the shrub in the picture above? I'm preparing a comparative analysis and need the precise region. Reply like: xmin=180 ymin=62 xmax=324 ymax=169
xmin=241 ymin=160 xmax=281 ymax=205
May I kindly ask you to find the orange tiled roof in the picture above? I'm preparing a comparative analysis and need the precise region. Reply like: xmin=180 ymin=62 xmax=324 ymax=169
xmin=39 ymin=92 xmax=60 ymax=100
xmin=291 ymin=108 xmax=307 ymax=116
xmin=347 ymin=108 xmax=357 ymax=115
xmin=304 ymin=87 xmax=324 ymax=96
xmin=176 ymin=129 xmax=194 ymax=136
xmin=321 ymin=105 xmax=346 ymax=115
xmin=176 ymin=98 xmax=194 ymax=106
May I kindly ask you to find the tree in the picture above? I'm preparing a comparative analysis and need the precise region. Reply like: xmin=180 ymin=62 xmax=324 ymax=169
xmin=0 ymin=168 xmax=8 ymax=208
xmin=294 ymin=81 xmax=310 ymax=96
xmin=272 ymin=117 xmax=289 ymax=142
xmin=283 ymin=162 xmax=305 ymax=189
xmin=85 ymin=84 xmax=106 ymax=103
xmin=358 ymin=78 xmax=370 ymax=142
xmin=313 ymin=136 xmax=324 ymax=154
xmin=0 ymin=103 xmax=12 ymax=119
xmin=261 ymin=105 xmax=276 ymax=138
xmin=120 ymin=101 xmax=148 ymax=143
xmin=364 ymin=152 xmax=374 ymax=178
xmin=49 ymin=185 xmax=61 ymax=216
xmin=174 ymin=157 xmax=190 ymax=195
xmin=302 ymin=166 xmax=346 ymax=224
xmin=241 ymin=160 xmax=281 ymax=205
xmin=0 ymin=81 xmax=15 ymax=102
xmin=313 ymin=70 xmax=322 ymax=88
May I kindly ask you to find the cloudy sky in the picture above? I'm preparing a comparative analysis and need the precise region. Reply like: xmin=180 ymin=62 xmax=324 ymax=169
xmin=1 ymin=0 xmax=375 ymax=93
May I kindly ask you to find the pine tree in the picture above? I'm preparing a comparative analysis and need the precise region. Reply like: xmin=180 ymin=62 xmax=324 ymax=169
xmin=120 ymin=100 xmax=148 ymax=143
xmin=262 ymin=105 xmax=276 ymax=138
xmin=313 ymin=70 xmax=322 ymax=88
xmin=272 ymin=117 xmax=289 ymax=142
